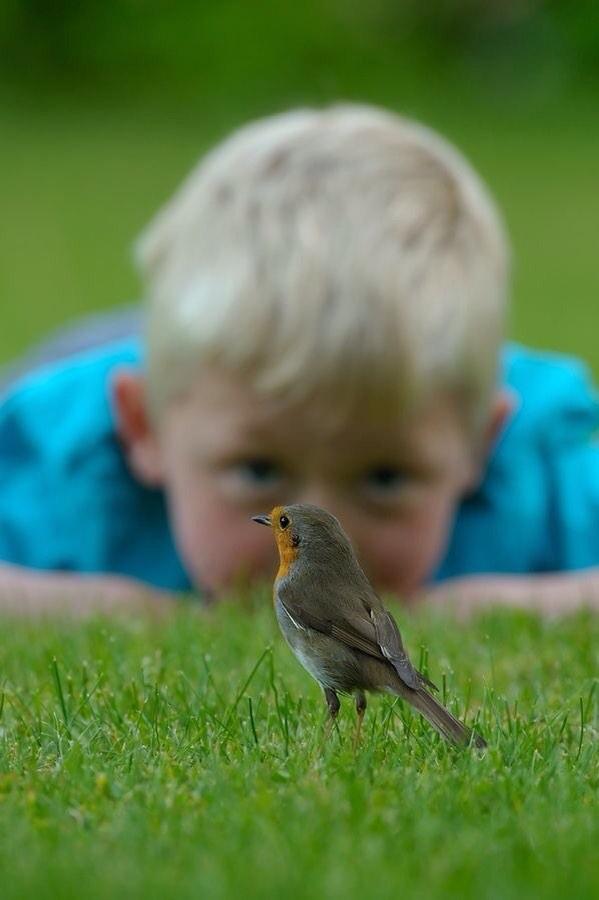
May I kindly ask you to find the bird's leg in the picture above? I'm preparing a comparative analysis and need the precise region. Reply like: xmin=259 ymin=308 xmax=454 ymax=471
xmin=324 ymin=687 xmax=340 ymax=718
xmin=323 ymin=688 xmax=340 ymax=739
xmin=353 ymin=691 xmax=367 ymax=749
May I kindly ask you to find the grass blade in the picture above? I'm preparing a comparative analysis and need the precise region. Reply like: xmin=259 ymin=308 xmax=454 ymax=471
xmin=51 ymin=657 xmax=71 ymax=737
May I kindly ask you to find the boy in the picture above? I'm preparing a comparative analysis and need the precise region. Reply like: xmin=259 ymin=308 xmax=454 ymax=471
xmin=1 ymin=104 xmax=598 ymax=616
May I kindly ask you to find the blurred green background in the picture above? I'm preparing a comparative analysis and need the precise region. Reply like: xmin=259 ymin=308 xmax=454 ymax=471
xmin=1 ymin=1 xmax=598 ymax=372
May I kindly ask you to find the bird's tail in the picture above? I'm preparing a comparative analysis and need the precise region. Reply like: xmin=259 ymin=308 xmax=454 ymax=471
xmin=403 ymin=687 xmax=486 ymax=749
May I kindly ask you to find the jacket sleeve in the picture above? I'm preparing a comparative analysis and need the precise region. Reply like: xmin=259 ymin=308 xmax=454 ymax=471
xmin=538 ymin=353 xmax=599 ymax=570
xmin=546 ymin=440 xmax=599 ymax=570
xmin=0 ymin=371 xmax=75 ymax=568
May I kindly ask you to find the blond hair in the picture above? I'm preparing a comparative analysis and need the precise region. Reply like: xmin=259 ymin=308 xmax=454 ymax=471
xmin=137 ymin=104 xmax=509 ymax=436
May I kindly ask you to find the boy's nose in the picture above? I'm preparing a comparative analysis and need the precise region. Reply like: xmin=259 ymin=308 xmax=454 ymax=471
xmin=295 ymin=485 xmax=330 ymax=511
xmin=296 ymin=486 xmax=346 ymax=525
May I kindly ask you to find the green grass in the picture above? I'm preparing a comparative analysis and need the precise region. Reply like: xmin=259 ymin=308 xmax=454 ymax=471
xmin=0 ymin=598 xmax=597 ymax=899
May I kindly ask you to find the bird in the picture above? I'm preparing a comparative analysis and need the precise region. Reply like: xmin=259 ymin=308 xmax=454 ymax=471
xmin=253 ymin=503 xmax=486 ymax=749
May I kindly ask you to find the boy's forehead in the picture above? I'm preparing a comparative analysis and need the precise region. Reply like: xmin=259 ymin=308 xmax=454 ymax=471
xmin=169 ymin=367 xmax=469 ymax=464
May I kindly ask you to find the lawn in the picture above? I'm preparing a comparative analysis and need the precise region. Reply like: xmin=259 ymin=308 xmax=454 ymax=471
xmin=0 ymin=599 xmax=597 ymax=899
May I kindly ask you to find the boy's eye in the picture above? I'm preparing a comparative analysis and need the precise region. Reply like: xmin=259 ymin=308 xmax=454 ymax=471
xmin=219 ymin=457 xmax=287 ymax=502
xmin=362 ymin=466 xmax=406 ymax=492
xmin=236 ymin=458 xmax=282 ymax=485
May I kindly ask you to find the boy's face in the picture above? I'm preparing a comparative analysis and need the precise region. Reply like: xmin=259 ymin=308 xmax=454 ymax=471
xmin=116 ymin=368 xmax=480 ymax=598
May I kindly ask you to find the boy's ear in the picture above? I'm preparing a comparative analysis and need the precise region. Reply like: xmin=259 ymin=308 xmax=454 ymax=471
xmin=111 ymin=369 xmax=164 ymax=486
xmin=485 ymin=388 xmax=514 ymax=451
xmin=468 ymin=388 xmax=515 ymax=489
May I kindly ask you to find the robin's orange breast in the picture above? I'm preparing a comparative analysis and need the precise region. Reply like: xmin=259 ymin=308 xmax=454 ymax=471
xmin=275 ymin=540 xmax=299 ymax=581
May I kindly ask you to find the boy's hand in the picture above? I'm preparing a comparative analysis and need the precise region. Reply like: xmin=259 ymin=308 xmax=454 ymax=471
xmin=0 ymin=564 xmax=181 ymax=618
xmin=423 ymin=570 xmax=599 ymax=618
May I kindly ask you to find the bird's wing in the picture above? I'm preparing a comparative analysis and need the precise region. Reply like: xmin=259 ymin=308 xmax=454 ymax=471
xmin=279 ymin=593 xmax=383 ymax=658
xmin=368 ymin=606 xmax=422 ymax=690
xmin=278 ymin=584 xmax=427 ymax=691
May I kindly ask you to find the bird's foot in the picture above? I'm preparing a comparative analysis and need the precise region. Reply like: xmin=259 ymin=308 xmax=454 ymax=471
xmin=353 ymin=691 xmax=367 ymax=751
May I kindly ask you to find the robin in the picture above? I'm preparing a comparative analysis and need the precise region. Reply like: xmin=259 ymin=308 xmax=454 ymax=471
xmin=253 ymin=503 xmax=486 ymax=748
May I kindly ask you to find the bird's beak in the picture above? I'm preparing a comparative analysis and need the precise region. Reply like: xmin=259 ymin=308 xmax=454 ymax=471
xmin=252 ymin=514 xmax=272 ymax=527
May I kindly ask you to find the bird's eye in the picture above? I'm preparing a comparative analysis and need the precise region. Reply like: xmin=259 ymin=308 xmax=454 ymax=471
xmin=279 ymin=514 xmax=290 ymax=529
